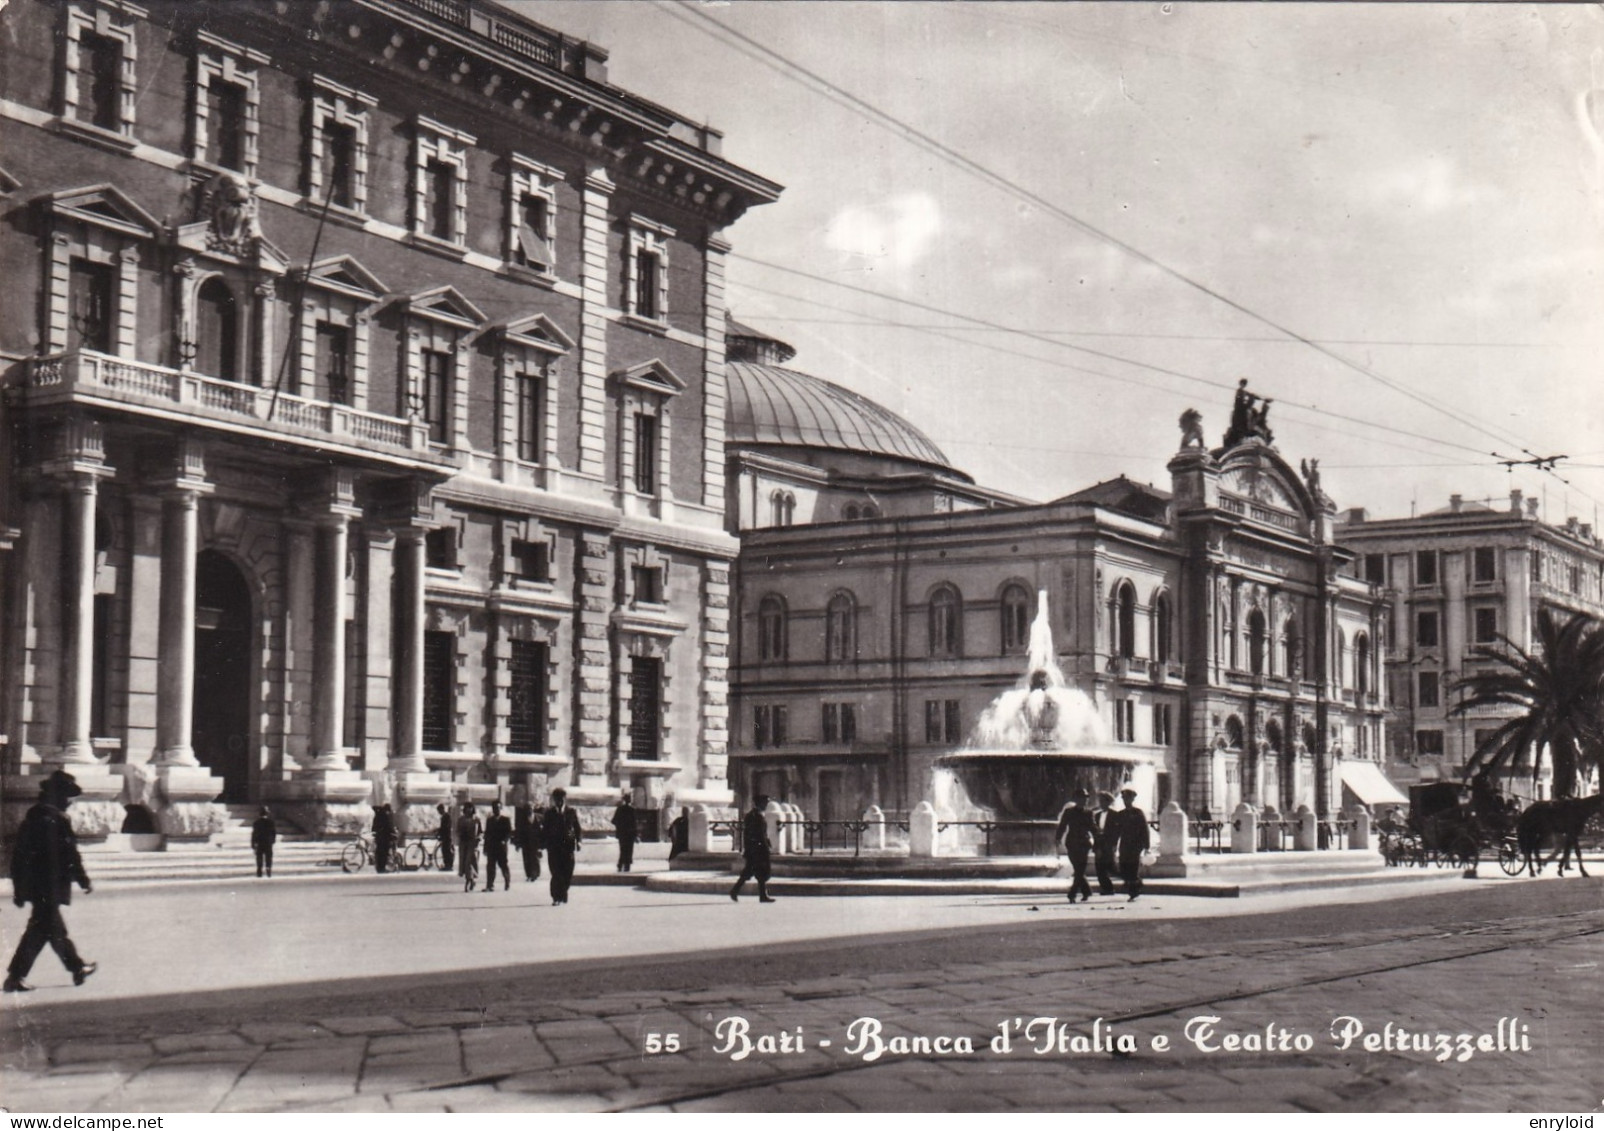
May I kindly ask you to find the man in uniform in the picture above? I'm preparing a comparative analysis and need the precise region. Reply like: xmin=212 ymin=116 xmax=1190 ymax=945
xmin=483 ymin=801 xmax=513 ymax=892
xmin=730 ymin=794 xmax=776 ymax=903
xmin=1055 ymin=787 xmax=1096 ymax=903
xmin=514 ymin=799 xmax=542 ymax=882
xmin=1091 ymin=791 xmax=1118 ymax=896
xmin=251 ymin=806 xmax=277 ymax=879
xmin=611 ymin=792 xmax=638 ymax=872
xmin=542 ymin=788 xmax=583 ymax=905
xmin=456 ymin=802 xmax=482 ymax=892
xmin=5 ymin=770 xmax=96 ymax=992
xmin=1113 ymin=787 xmax=1150 ymax=901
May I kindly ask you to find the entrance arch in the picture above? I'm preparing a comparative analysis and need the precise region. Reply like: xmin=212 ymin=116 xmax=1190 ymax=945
xmin=192 ymin=549 xmax=253 ymax=801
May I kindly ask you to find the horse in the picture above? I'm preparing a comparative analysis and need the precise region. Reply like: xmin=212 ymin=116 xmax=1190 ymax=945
xmin=1514 ymin=794 xmax=1600 ymax=877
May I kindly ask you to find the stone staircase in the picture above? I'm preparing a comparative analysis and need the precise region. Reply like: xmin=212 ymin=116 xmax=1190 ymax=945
xmin=71 ymin=838 xmax=347 ymax=884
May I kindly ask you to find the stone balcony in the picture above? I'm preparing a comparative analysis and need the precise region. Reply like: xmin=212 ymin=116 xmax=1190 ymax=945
xmin=20 ymin=351 xmax=449 ymax=471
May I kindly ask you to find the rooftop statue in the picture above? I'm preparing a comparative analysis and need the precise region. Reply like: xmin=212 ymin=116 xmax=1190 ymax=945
xmin=1178 ymin=408 xmax=1206 ymax=449
xmin=1223 ymin=379 xmax=1274 ymax=448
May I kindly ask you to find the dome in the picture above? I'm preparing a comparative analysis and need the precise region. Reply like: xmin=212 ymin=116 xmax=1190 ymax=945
xmin=725 ymin=321 xmax=957 ymax=473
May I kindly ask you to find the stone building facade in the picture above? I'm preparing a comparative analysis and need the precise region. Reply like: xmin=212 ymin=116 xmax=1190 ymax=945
xmin=1336 ymin=493 xmax=1604 ymax=802
xmin=0 ymin=0 xmax=780 ymax=840
xmin=727 ymin=328 xmax=1389 ymax=822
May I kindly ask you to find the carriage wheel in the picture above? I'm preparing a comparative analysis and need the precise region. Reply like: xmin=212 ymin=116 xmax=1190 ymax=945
xmin=1448 ymin=831 xmax=1479 ymax=872
xmin=1497 ymin=838 xmax=1523 ymax=876
xmin=403 ymin=842 xmax=428 ymax=872
xmin=340 ymin=841 xmax=367 ymax=874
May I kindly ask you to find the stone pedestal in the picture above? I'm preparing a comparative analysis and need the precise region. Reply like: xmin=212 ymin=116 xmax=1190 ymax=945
xmin=155 ymin=765 xmax=227 ymax=840
xmin=764 ymin=800 xmax=786 ymax=855
xmin=1295 ymin=804 xmax=1318 ymax=851
xmin=1230 ymin=802 xmax=1258 ymax=854
xmin=910 ymin=801 xmax=941 ymax=858
xmin=863 ymin=804 xmax=886 ymax=851
xmin=688 ymin=804 xmax=712 ymax=853
xmin=266 ymin=769 xmax=374 ymax=836
xmin=1347 ymin=804 xmax=1372 ymax=851
xmin=1158 ymin=800 xmax=1188 ymax=863
xmin=1 ymin=767 xmax=126 ymax=841
xmin=393 ymin=771 xmax=452 ymax=836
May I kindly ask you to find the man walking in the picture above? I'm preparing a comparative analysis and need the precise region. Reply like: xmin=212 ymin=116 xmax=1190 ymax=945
xmin=372 ymin=803 xmax=395 ymax=874
xmin=251 ymin=806 xmax=277 ymax=879
xmin=436 ymin=803 xmax=455 ymax=873
xmin=542 ymin=788 xmax=582 ymax=905
xmin=5 ymin=770 xmax=96 ymax=992
xmin=456 ymin=802 xmax=482 ymax=892
xmin=611 ymin=792 xmax=638 ymax=872
xmin=730 ymin=794 xmax=776 ymax=903
xmin=514 ymin=799 xmax=542 ymax=882
xmin=1055 ymin=788 xmax=1095 ymax=903
xmin=1113 ymin=787 xmax=1150 ymax=901
xmin=1091 ymin=790 xmax=1118 ymax=896
xmin=483 ymin=801 xmax=513 ymax=892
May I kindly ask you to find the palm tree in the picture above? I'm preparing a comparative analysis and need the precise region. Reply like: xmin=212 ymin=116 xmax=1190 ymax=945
xmin=1450 ymin=608 xmax=1604 ymax=799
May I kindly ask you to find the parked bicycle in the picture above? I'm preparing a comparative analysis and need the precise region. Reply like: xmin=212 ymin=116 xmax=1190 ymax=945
xmin=340 ymin=833 xmax=405 ymax=874
xmin=404 ymin=834 xmax=453 ymax=873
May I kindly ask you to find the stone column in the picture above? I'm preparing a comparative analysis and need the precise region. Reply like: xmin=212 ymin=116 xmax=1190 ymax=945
xmin=154 ymin=487 xmax=205 ymax=766
xmin=55 ymin=472 xmax=100 ymax=764
xmin=309 ymin=513 xmax=352 ymax=770
xmin=389 ymin=527 xmax=429 ymax=773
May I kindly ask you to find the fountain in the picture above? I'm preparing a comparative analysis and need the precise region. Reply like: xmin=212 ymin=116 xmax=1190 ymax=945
xmin=935 ymin=591 xmax=1153 ymax=829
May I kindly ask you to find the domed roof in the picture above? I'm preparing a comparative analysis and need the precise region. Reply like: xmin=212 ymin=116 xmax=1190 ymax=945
xmin=725 ymin=320 xmax=956 ymax=472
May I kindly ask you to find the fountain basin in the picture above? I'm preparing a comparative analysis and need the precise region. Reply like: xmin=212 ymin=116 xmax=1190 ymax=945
xmin=936 ymin=750 xmax=1147 ymax=821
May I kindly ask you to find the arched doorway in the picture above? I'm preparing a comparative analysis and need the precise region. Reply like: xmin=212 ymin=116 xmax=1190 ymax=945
xmin=193 ymin=550 xmax=253 ymax=801
xmin=195 ymin=277 xmax=239 ymax=382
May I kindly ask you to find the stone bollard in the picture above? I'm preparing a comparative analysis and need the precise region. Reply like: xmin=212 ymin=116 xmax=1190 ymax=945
xmin=783 ymin=801 xmax=805 ymax=853
xmin=909 ymin=801 xmax=941 ymax=858
xmin=1348 ymin=804 xmax=1372 ymax=851
xmin=765 ymin=800 xmax=786 ymax=855
xmin=863 ymin=804 xmax=886 ymax=851
xmin=1295 ymin=804 xmax=1318 ymax=851
xmin=688 ymin=804 xmax=711 ymax=853
xmin=1158 ymin=800 xmax=1189 ymax=861
xmin=1230 ymin=802 xmax=1258 ymax=854
xmin=1259 ymin=806 xmax=1280 ymax=851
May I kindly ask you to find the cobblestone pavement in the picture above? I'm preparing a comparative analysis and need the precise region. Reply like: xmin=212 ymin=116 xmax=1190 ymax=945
xmin=2 ymin=881 xmax=1600 ymax=1112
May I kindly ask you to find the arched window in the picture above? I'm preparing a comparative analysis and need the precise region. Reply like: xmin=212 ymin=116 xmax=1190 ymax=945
xmin=1152 ymin=591 xmax=1172 ymax=665
xmin=860 ymin=504 xmax=878 ymax=519
xmin=1225 ymin=715 xmax=1245 ymax=749
xmin=758 ymin=595 xmax=787 ymax=662
xmin=843 ymin=503 xmax=860 ymax=521
xmin=825 ymin=592 xmax=856 ymax=663
xmin=769 ymin=490 xmax=794 ymax=527
xmin=1266 ymin=719 xmax=1284 ymax=752
xmin=928 ymin=585 xmax=961 ymax=657
xmin=1248 ymin=608 xmax=1268 ymax=676
xmin=1355 ymin=633 xmax=1371 ymax=698
xmin=1112 ymin=582 xmax=1137 ymax=659
xmin=195 ymin=277 xmax=239 ymax=382
xmin=1000 ymin=584 xmax=1030 ymax=654
xmin=1283 ymin=616 xmax=1301 ymax=678
xmin=1302 ymin=721 xmax=1318 ymax=752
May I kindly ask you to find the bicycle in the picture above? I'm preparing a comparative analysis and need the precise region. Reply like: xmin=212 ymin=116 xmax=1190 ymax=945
xmin=340 ymin=834 xmax=405 ymax=874
xmin=403 ymin=836 xmax=447 ymax=873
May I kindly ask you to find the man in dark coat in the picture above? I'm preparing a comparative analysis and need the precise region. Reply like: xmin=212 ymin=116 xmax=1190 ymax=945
xmin=1091 ymin=791 xmax=1118 ymax=895
xmin=1055 ymin=788 xmax=1096 ymax=903
xmin=730 ymin=794 xmax=776 ymax=903
xmin=514 ymin=800 xmax=542 ymax=881
xmin=542 ymin=788 xmax=582 ymax=905
xmin=611 ymin=793 xmax=638 ymax=872
xmin=1113 ymin=787 xmax=1150 ymax=901
xmin=5 ymin=770 xmax=96 ymax=992
xmin=436 ymin=803 xmax=455 ymax=872
xmin=483 ymin=801 xmax=513 ymax=892
xmin=372 ymin=803 xmax=395 ymax=874
xmin=668 ymin=808 xmax=689 ymax=860
xmin=251 ymin=806 xmax=277 ymax=879
xmin=456 ymin=802 xmax=482 ymax=892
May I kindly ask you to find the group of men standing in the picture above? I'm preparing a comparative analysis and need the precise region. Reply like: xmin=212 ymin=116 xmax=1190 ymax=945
xmin=430 ymin=790 xmax=586 ymax=904
xmin=1055 ymin=786 xmax=1150 ymax=902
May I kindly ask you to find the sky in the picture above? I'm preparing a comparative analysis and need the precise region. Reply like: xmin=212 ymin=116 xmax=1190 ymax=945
xmin=511 ymin=1 xmax=1604 ymax=524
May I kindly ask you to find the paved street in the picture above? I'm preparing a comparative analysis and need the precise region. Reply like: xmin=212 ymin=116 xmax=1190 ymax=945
xmin=2 ymin=870 xmax=1600 ymax=1112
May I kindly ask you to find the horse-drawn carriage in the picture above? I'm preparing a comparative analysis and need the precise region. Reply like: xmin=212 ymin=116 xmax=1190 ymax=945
xmin=1377 ymin=782 xmax=1522 ymax=874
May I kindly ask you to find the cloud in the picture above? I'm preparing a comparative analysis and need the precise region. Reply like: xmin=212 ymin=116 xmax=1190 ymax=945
xmin=824 ymin=193 xmax=942 ymax=270
xmin=1361 ymin=155 xmax=1501 ymax=215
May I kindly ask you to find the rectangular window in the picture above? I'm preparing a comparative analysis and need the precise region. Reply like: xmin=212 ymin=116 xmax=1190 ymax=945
xmin=68 ymin=258 xmax=114 ymax=354
xmin=1415 ymin=550 xmax=1438 ymax=587
xmin=632 ymin=565 xmax=664 ymax=604
xmin=516 ymin=371 xmax=545 ymax=463
xmin=1418 ymin=671 xmax=1440 ymax=709
xmin=426 ymin=158 xmax=455 ymax=241
xmin=841 ymin=702 xmax=857 ymax=744
xmin=422 ymin=630 xmax=454 ymax=750
xmin=81 ymin=31 xmax=123 ymax=131
xmin=1114 ymin=699 xmax=1136 ymax=743
xmin=924 ymin=699 xmax=961 ymax=744
xmin=629 ymin=657 xmax=663 ymax=759
xmin=1473 ymin=547 xmax=1497 ymax=583
xmin=1474 ymin=607 xmax=1499 ymax=645
xmin=206 ymin=79 xmax=247 ymax=171
xmin=507 ymin=639 xmax=547 ymax=754
xmin=822 ymin=703 xmax=839 ymax=744
xmin=315 ymin=321 xmax=351 ymax=406
xmin=323 ymin=120 xmax=357 ymax=209
xmin=1416 ymin=610 xmax=1439 ymax=648
xmin=754 ymin=705 xmax=770 ymax=749
xmin=634 ymin=249 xmax=660 ymax=320
xmin=633 ymin=412 xmax=658 ymax=494
xmin=91 ymin=593 xmax=113 ymax=739
xmin=422 ymin=349 xmax=450 ymax=444
xmin=424 ymin=527 xmax=456 ymax=571
xmin=516 ymin=192 xmax=551 ymax=268
xmin=1364 ymin=554 xmax=1386 ymax=586
xmin=1416 ymin=729 xmax=1444 ymax=756
xmin=510 ymin=539 xmax=549 ymax=583
xmin=944 ymin=700 xmax=961 ymax=745
xmin=1152 ymin=703 xmax=1172 ymax=747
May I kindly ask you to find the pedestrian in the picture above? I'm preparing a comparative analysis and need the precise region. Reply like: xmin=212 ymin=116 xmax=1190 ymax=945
xmin=5 ymin=770 xmax=96 ymax=993
xmin=730 ymin=794 xmax=776 ymax=903
xmin=372 ymin=803 xmax=395 ymax=874
xmin=456 ymin=802 xmax=482 ymax=893
xmin=436 ymin=802 xmax=455 ymax=873
xmin=542 ymin=787 xmax=582 ymax=905
xmin=611 ymin=792 xmax=638 ymax=872
xmin=1055 ymin=787 xmax=1095 ymax=903
xmin=668 ymin=807 xmax=689 ymax=860
xmin=1113 ymin=787 xmax=1150 ymax=901
xmin=514 ymin=799 xmax=542 ymax=882
xmin=1091 ymin=791 xmax=1118 ymax=895
xmin=251 ymin=806 xmax=277 ymax=879
xmin=483 ymin=800 xmax=513 ymax=892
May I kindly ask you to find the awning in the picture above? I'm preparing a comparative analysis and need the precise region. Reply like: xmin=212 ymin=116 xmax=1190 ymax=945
xmin=1340 ymin=760 xmax=1409 ymax=806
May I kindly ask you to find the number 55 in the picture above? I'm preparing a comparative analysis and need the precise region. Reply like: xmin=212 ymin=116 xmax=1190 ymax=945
xmin=644 ymin=1032 xmax=681 ymax=1053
